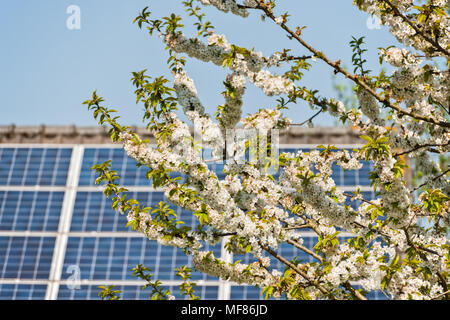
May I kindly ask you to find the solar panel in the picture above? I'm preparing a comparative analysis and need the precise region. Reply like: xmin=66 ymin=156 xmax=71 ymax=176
xmin=0 ymin=284 xmax=47 ymax=300
xmin=0 ymin=236 xmax=55 ymax=279
xmin=71 ymin=191 xmax=202 ymax=233
xmin=0 ymin=191 xmax=64 ymax=231
xmin=0 ymin=148 xmax=71 ymax=186
xmin=230 ymin=286 xmax=268 ymax=300
xmin=0 ymin=145 xmax=380 ymax=300
xmin=358 ymin=161 xmax=374 ymax=186
xmin=232 ymin=236 xmax=319 ymax=274
xmin=71 ymin=191 xmax=136 ymax=233
xmin=79 ymin=148 xmax=152 ymax=186
xmin=62 ymin=237 xmax=221 ymax=282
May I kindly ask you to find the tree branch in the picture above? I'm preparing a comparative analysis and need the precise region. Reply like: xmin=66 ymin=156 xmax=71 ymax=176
xmin=254 ymin=4 xmax=450 ymax=129
xmin=261 ymin=244 xmax=339 ymax=300
xmin=290 ymin=107 xmax=325 ymax=127
xmin=380 ymin=0 xmax=450 ymax=58
xmin=411 ymin=168 xmax=450 ymax=193
xmin=392 ymin=142 xmax=449 ymax=157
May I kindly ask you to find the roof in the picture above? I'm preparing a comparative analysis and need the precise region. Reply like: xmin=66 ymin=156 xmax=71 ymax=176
xmin=0 ymin=125 xmax=363 ymax=145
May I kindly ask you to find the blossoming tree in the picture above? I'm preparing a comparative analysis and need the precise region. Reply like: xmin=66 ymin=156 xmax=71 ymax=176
xmin=85 ymin=0 xmax=449 ymax=300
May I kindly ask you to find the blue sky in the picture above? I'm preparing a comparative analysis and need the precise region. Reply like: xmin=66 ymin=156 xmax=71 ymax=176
xmin=0 ymin=0 xmax=397 ymax=127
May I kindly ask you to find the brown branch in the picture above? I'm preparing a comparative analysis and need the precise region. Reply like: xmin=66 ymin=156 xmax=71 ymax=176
xmin=283 ymin=224 xmax=312 ymax=231
xmin=403 ymin=228 xmax=449 ymax=299
xmin=285 ymin=55 xmax=313 ymax=61
xmin=286 ymin=239 xmax=322 ymax=262
xmin=343 ymin=192 xmax=381 ymax=208
xmin=393 ymin=142 xmax=450 ymax=157
xmin=411 ymin=168 xmax=450 ymax=193
xmin=431 ymin=290 xmax=450 ymax=300
xmin=291 ymin=107 xmax=325 ymax=126
xmin=380 ymin=0 xmax=450 ymax=58
xmin=253 ymin=4 xmax=450 ymax=129
xmin=261 ymin=244 xmax=339 ymax=300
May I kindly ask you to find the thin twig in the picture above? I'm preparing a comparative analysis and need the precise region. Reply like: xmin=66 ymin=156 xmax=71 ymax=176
xmin=411 ymin=168 xmax=450 ymax=193
xmin=381 ymin=0 xmax=450 ymax=57
xmin=286 ymin=239 xmax=323 ymax=262
xmin=431 ymin=290 xmax=450 ymax=300
xmin=291 ymin=107 xmax=325 ymax=126
xmin=393 ymin=142 xmax=450 ymax=157
xmin=253 ymin=4 xmax=450 ymax=129
xmin=403 ymin=228 xmax=449 ymax=299
xmin=261 ymin=244 xmax=339 ymax=300
xmin=343 ymin=192 xmax=381 ymax=208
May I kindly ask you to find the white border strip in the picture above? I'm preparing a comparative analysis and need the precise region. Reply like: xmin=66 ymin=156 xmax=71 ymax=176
xmin=218 ymin=236 xmax=233 ymax=300
xmin=45 ymin=145 xmax=84 ymax=300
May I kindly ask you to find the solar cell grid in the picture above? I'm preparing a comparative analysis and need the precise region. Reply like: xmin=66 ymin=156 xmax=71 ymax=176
xmin=230 ymin=286 xmax=267 ymax=300
xmin=0 ymin=237 xmax=55 ymax=279
xmin=0 ymin=144 xmax=380 ymax=300
xmin=79 ymin=148 xmax=152 ymax=186
xmin=232 ymin=236 xmax=318 ymax=274
xmin=71 ymin=191 xmax=201 ymax=232
xmin=0 ymin=148 xmax=71 ymax=186
xmin=0 ymin=284 xmax=47 ymax=300
xmin=358 ymin=161 xmax=373 ymax=186
xmin=0 ymin=191 xmax=64 ymax=231
xmin=62 ymin=237 xmax=222 ymax=282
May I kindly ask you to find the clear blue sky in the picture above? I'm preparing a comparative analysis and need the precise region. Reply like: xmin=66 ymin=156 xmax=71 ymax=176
xmin=0 ymin=0 xmax=397 ymax=127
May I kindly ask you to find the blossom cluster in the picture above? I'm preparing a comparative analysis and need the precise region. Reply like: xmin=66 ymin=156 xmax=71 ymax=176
xmin=165 ymin=32 xmax=296 ymax=96
xmin=90 ymin=0 xmax=450 ymax=300
xmin=192 ymin=250 xmax=281 ymax=287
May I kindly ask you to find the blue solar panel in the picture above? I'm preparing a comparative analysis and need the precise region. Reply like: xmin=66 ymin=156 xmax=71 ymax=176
xmin=0 ymin=144 xmax=380 ymax=300
xmin=343 ymin=170 xmax=357 ymax=186
xmin=71 ymin=192 xmax=200 ymax=232
xmin=71 ymin=191 xmax=135 ymax=233
xmin=0 ymin=237 xmax=55 ymax=279
xmin=79 ymin=148 xmax=152 ymax=186
xmin=57 ymin=285 xmax=219 ymax=300
xmin=232 ymin=237 xmax=319 ymax=275
xmin=230 ymin=286 xmax=268 ymax=300
xmin=0 ymin=284 xmax=47 ymax=300
xmin=62 ymin=237 xmax=222 ymax=282
xmin=358 ymin=161 xmax=373 ymax=186
xmin=0 ymin=191 xmax=64 ymax=231
xmin=0 ymin=148 xmax=71 ymax=186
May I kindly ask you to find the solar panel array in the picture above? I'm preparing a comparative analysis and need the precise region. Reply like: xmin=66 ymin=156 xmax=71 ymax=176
xmin=0 ymin=144 xmax=384 ymax=300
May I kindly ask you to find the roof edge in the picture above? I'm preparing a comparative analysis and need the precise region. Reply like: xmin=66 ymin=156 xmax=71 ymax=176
xmin=0 ymin=125 xmax=363 ymax=145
